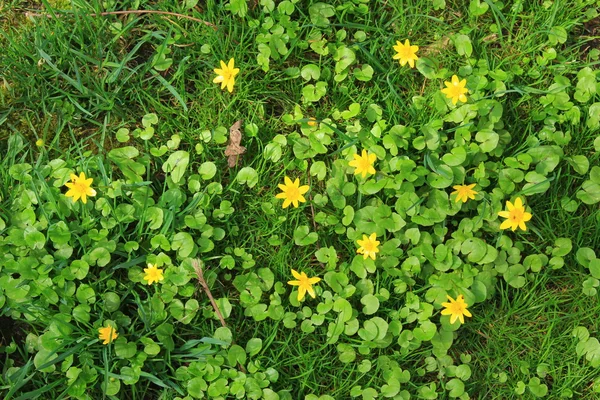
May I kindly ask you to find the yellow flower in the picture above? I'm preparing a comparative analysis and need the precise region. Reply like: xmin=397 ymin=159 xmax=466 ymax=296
xmin=98 ymin=325 xmax=118 ymax=345
xmin=451 ymin=183 xmax=478 ymax=203
xmin=392 ymin=39 xmax=419 ymax=68
xmin=275 ymin=176 xmax=309 ymax=208
xmin=307 ymin=117 xmax=318 ymax=127
xmin=36 ymin=139 xmax=44 ymax=147
xmin=287 ymin=269 xmax=321 ymax=301
xmin=441 ymin=75 xmax=468 ymax=105
xmin=213 ymin=58 xmax=240 ymax=93
xmin=64 ymin=172 xmax=97 ymax=204
xmin=498 ymin=197 xmax=532 ymax=231
xmin=356 ymin=233 xmax=380 ymax=260
xmin=441 ymin=294 xmax=472 ymax=324
xmin=143 ymin=263 xmax=164 ymax=285
xmin=348 ymin=150 xmax=377 ymax=178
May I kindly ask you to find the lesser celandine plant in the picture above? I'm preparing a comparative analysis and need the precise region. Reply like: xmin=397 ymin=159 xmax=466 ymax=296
xmin=2 ymin=0 xmax=599 ymax=399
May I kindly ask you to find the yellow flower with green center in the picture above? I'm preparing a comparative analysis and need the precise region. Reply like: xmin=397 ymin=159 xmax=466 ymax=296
xmin=287 ymin=269 xmax=321 ymax=301
xmin=98 ymin=325 xmax=118 ymax=345
xmin=441 ymin=75 xmax=468 ymax=105
xmin=143 ymin=263 xmax=164 ymax=285
xmin=348 ymin=150 xmax=377 ymax=178
xmin=392 ymin=39 xmax=419 ymax=68
xmin=64 ymin=172 xmax=97 ymax=204
xmin=498 ymin=197 xmax=532 ymax=231
xmin=356 ymin=233 xmax=380 ymax=260
xmin=441 ymin=294 xmax=472 ymax=324
xmin=275 ymin=176 xmax=309 ymax=208
xmin=213 ymin=58 xmax=240 ymax=93
xmin=451 ymin=183 xmax=478 ymax=203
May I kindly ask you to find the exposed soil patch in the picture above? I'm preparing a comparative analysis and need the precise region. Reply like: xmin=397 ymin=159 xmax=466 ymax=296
xmin=580 ymin=16 xmax=600 ymax=57
xmin=0 ymin=316 xmax=28 ymax=347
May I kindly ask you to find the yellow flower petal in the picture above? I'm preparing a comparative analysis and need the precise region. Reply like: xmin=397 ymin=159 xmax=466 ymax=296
xmin=297 ymin=285 xmax=306 ymax=301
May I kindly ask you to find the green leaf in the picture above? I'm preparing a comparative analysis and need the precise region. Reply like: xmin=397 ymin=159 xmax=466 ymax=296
xmin=308 ymin=2 xmax=335 ymax=27
xmin=360 ymin=294 xmax=379 ymax=315
xmin=552 ymin=238 xmax=572 ymax=257
xmin=576 ymin=247 xmax=596 ymax=268
xmin=453 ymin=34 xmax=473 ymax=57
xmin=353 ymin=64 xmax=374 ymax=81
xmin=442 ymin=146 xmax=467 ymax=166
xmin=294 ymin=225 xmax=318 ymax=246
xmin=24 ymin=227 xmax=46 ymax=249
xmin=199 ymin=161 xmax=217 ymax=180
xmin=116 ymin=128 xmax=130 ymax=143
xmin=475 ymin=129 xmax=499 ymax=152
xmin=567 ymin=155 xmax=589 ymax=175
xmin=469 ymin=0 xmax=489 ymax=16
xmin=416 ymin=57 xmax=437 ymax=79
xmin=227 ymin=0 xmax=248 ymax=17
xmin=246 ymin=338 xmax=263 ymax=356
xmin=236 ymin=167 xmax=259 ymax=188
xmin=171 ymin=232 xmax=194 ymax=258
xmin=334 ymin=46 xmax=356 ymax=73
xmin=115 ymin=339 xmax=137 ymax=359
xmin=162 ymin=151 xmax=189 ymax=184
xmin=413 ymin=321 xmax=437 ymax=342
xmin=548 ymin=26 xmax=568 ymax=45
xmin=528 ymin=377 xmax=548 ymax=397
xmin=142 ymin=113 xmax=158 ymax=128
xmin=587 ymin=103 xmax=600 ymax=130
xmin=310 ymin=161 xmax=327 ymax=181
xmin=447 ymin=378 xmax=465 ymax=398
xmin=589 ymin=259 xmax=600 ymax=279
xmin=577 ymin=180 xmax=600 ymax=204
xmin=301 ymin=64 xmax=321 ymax=81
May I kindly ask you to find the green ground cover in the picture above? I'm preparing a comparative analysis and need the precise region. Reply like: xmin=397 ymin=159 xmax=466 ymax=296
xmin=1 ymin=0 xmax=600 ymax=398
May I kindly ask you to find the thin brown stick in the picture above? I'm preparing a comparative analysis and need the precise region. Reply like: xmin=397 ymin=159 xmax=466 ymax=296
xmin=25 ymin=9 xmax=217 ymax=30
xmin=192 ymin=259 xmax=227 ymax=327
xmin=192 ymin=259 xmax=246 ymax=373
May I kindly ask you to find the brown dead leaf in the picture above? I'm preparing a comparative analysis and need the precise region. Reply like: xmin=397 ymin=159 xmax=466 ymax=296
xmin=224 ymin=120 xmax=246 ymax=168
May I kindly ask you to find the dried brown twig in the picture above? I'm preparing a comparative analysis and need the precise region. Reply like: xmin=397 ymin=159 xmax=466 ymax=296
xmin=192 ymin=259 xmax=226 ymax=328
xmin=25 ymin=9 xmax=217 ymax=30
xmin=192 ymin=259 xmax=247 ymax=373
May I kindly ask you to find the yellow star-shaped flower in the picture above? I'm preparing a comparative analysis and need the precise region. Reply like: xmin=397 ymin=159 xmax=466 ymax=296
xmin=441 ymin=294 xmax=472 ymax=324
xmin=441 ymin=75 xmax=468 ymax=105
xmin=287 ymin=269 xmax=321 ymax=301
xmin=213 ymin=58 xmax=240 ymax=93
xmin=498 ymin=197 xmax=532 ymax=231
xmin=348 ymin=150 xmax=377 ymax=178
xmin=64 ymin=172 xmax=97 ymax=204
xmin=451 ymin=183 xmax=478 ymax=203
xmin=143 ymin=263 xmax=164 ymax=285
xmin=356 ymin=233 xmax=380 ymax=260
xmin=275 ymin=176 xmax=309 ymax=208
xmin=98 ymin=325 xmax=118 ymax=345
xmin=392 ymin=39 xmax=419 ymax=68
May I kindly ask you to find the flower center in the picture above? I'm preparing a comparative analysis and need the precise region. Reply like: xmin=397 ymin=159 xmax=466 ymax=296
xmin=286 ymin=186 xmax=299 ymax=200
xmin=400 ymin=47 xmax=413 ymax=58
xmin=359 ymin=158 xmax=371 ymax=170
xmin=363 ymin=242 xmax=376 ymax=252
xmin=299 ymin=276 xmax=310 ymax=286
xmin=449 ymin=84 xmax=463 ymax=97
xmin=449 ymin=303 xmax=465 ymax=314
xmin=73 ymin=182 xmax=87 ymax=192
xmin=510 ymin=209 xmax=524 ymax=221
